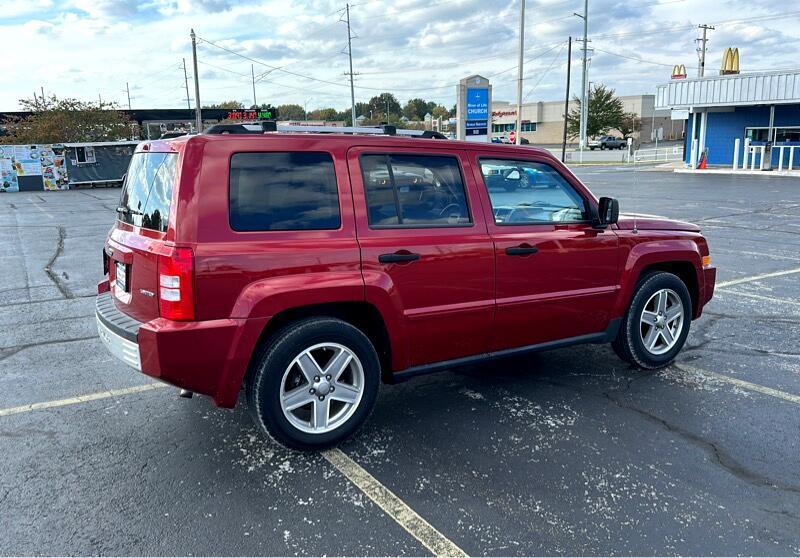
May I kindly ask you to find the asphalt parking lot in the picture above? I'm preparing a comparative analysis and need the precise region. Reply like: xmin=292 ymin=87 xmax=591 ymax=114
xmin=1 ymin=168 xmax=799 ymax=556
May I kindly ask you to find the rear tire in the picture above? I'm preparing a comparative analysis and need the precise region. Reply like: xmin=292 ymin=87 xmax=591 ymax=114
xmin=246 ymin=318 xmax=380 ymax=450
xmin=612 ymin=272 xmax=692 ymax=369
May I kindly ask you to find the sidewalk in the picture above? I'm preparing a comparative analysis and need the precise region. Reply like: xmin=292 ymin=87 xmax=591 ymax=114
xmin=674 ymin=166 xmax=800 ymax=177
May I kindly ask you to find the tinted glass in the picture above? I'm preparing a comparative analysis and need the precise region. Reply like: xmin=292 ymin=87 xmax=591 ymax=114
xmin=361 ymin=154 xmax=470 ymax=227
xmin=119 ymin=152 xmax=177 ymax=232
xmin=229 ymin=152 xmax=340 ymax=231
xmin=479 ymin=159 xmax=588 ymax=224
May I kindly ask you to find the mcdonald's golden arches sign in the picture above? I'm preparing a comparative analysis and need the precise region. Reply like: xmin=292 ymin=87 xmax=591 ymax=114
xmin=721 ymin=47 xmax=740 ymax=75
xmin=671 ymin=64 xmax=687 ymax=79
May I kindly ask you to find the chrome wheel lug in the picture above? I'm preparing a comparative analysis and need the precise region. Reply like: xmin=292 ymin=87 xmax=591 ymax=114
xmin=314 ymin=376 xmax=320 ymax=382
xmin=330 ymin=386 xmax=335 ymax=392
xmin=309 ymin=388 xmax=315 ymax=394
xmin=319 ymin=395 xmax=325 ymax=401
xmin=326 ymin=374 xmax=332 ymax=380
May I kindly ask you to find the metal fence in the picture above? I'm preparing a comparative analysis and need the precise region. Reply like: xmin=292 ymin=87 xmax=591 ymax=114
xmin=632 ymin=146 xmax=684 ymax=163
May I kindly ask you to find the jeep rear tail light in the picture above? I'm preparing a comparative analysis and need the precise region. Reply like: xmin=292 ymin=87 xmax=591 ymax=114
xmin=158 ymin=247 xmax=194 ymax=320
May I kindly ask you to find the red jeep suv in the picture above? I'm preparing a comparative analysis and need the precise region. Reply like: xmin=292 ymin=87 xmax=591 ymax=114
xmin=97 ymin=126 xmax=715 ymax=449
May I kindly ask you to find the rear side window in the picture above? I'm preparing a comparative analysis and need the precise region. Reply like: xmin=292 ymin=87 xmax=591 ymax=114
xmin=360 ymin=154 xmax=471 ymax=228
xmin=229 ymin=152 xmax=340 ymax=231
xmin=119 ymin=152 xmax=178 ymax=232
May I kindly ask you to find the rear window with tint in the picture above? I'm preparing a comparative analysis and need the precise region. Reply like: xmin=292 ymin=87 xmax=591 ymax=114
xmin=229 ymin=152 xmax=340 ymax=231
xmin=119 ymin=152 xmax=178 ymax=233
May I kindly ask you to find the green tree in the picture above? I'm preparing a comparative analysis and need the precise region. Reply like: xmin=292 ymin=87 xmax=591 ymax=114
xmin=367 ymin=93 xmax=401 ymax=121
xmin=430 ymin=104 xmax=450 ymax=120
xmin=203 ymin=100 xmax=244 ymax=109
xmin=566 ymin=84 xmax=626 ymax=139
xmin=2 ymin=95 xmax=133 ymax=144
xmin=276 ymin=103 xmax=305 ymax=120
xmin=309 ymin=107 xmax=339 ymax=121
xmin=618 ymin=112 xmax=641 ymax=138
xmin=402 ymin=98 xmax=435 ymax=121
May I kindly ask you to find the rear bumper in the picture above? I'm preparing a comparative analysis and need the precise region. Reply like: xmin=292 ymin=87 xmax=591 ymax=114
xmin=97 ymin=314 xmax=141 ymax=370
xmin=95 ymin=292 xmax=267 ymax=408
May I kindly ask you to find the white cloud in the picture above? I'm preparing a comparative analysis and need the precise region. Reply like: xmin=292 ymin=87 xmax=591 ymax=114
xmin=0 ymin=0 xmax=797 ymax=111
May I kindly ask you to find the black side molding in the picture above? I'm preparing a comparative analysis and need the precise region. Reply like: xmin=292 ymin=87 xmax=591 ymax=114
xmin=389 ymin=318 xmax=622 ymax=384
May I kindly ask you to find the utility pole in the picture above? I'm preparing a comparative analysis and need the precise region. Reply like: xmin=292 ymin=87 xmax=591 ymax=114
xmin=98 ymin=93 xmax=102 ymax=106
xmin=41 ymin=86 xmax=45 ymax=103
xmin=574 ymin=0 xmax=589 ymax=161
xmin=696 ymin=24 xmax=714 ymax=78
xmin=345 ymin=4 xmax=357 ymax=127
xmin=190 ymin=29 xmax=202 ymax=132
xmin=126 ymin=82 xmax=132 ymax=110
xmin=561 ymin=37 xmax=572 ymax=162
xmin=251 ymin=64 xmax=257 ymax=108
xmin=386 ymin=97 xmax=389 ymax=122
xmin=515 ymin=0 xmax=525 ymax=145
xmin=182 ymin=58 xmax=191 ymax=110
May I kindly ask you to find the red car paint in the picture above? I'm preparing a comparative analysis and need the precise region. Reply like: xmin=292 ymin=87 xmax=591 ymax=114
xmin=98 ymin=134 xmax=715 ymax=408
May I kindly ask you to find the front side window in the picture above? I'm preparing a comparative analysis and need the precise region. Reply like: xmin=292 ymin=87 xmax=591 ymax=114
xmin=361 ymin=154 xmax=471 ymax=227
xmin=479 ymin=159 xmax=588 ymax=225
xmin=229 ymin=152 xmax=340 ymax=231
xmin=119 ymin=152 xmax=178 ymax=232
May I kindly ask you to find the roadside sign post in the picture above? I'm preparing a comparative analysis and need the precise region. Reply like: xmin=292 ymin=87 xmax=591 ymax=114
xmin=456 ymin=75 xmax=492 ymax=143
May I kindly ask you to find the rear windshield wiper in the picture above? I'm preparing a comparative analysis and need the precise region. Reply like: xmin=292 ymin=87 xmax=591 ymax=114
xmin=116 ymin=206 xmax=143 ymax=216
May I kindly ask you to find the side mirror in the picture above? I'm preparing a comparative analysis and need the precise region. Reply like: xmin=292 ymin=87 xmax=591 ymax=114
xmin=594 ymin=197 xmax=619 ymax=228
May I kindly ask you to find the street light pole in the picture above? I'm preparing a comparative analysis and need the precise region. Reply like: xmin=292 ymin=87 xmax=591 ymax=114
xmin=578 ymin=0 xmax=589 ymax=160
xmin=251 ymin=64 xmax=257 ymax=108
xmin=515 ymin=0 xmax=525 ymax=146
xmin=561 ymin=37 xmax=572 ymax=162
xmin=345 ymin=3 xmax=357 ymax=127
xmin=190 ymin=29 xmax=202 ymax=133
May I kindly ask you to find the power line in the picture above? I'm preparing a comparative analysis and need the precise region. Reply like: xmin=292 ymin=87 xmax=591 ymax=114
xmin=523 ymin=41 xmax=567 ymax=101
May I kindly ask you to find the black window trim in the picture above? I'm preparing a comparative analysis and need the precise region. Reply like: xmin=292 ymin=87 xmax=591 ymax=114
xmin=359 ymin=151 xmax=474 ymax=230
xmin=227 ymin=150 xmax=342 ymax=233
xmin=477 ymin=156 xmax=592 ymax=227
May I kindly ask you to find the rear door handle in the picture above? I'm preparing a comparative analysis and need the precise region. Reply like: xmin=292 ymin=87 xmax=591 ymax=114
xmin=378 ymin=252 xmax=421 ymax=264
xmin=505 ymin=244 xmax=539 ymax=256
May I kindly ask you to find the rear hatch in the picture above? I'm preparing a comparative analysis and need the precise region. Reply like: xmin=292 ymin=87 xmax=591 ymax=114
xmin=106 ymin=149 xmax=179 ymax=323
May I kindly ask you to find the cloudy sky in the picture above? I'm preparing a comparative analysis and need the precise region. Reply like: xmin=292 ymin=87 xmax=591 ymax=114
xmin=1 ymin=0 xmax=797 ymax=112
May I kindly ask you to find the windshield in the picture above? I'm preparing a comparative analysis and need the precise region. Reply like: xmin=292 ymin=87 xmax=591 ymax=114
xmin=118 ymin=152 xmax=178 ymax=232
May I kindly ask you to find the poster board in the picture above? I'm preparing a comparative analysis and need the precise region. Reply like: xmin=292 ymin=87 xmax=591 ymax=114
xmin=0 ymin=144 xmax=69 ymax=192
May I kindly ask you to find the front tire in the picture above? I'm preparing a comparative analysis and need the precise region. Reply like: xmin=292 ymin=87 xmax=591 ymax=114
xmin=612 ymin=272 xmax=692 ymax=369
xmin=246 ymin=318 xmax=380 ymax=450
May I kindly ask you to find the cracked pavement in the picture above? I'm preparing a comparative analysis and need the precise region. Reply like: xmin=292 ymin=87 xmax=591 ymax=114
xmin=0 ymin=169 xmax=799 ymax=555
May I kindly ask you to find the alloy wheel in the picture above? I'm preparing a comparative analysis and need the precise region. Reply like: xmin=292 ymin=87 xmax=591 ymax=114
xmin=280 ymin=342 xmax=365 ymax=434
xmin=639 ymin=288 xmax=684 ymax=355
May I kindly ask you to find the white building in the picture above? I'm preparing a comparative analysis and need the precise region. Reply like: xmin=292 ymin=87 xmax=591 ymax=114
xmin=491 ymin=94 xmax=678 ymax=144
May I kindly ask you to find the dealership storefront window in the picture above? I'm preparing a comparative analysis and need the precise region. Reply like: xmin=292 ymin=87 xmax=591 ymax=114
xmin=745 ymin=126 xmax=800 ymax=144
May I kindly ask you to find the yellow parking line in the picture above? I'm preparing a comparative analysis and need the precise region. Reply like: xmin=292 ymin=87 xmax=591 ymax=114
xmin=674 ymin=363 xmax=800 ymax=404
xmin=716 ymin=266 xmax=800 ymax=288
xmin=0 ymin=383 xmax=169 ymax=417
xmin=323 ymin=448 xmax=468 ymax=557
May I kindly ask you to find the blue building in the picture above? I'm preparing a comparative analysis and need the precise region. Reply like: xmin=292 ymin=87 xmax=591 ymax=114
xmin=656 ymin=70 xmax=800 ymax=169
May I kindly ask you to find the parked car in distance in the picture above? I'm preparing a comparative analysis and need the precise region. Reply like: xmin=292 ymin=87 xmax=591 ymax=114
xmin=96 ymin=127 xmax=715 ymax=449
xmin=589 ymin=136 xmax=627 ymax=150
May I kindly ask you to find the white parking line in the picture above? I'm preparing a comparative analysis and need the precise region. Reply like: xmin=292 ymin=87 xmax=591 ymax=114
xmin=674 ymin=363 xmax=800 ymax=404
xmin=0 ymin=383 xmax=169 ymax=417
xmin=323 ymin=448 xmax=468 ymax=557
xmin=716 ymin=266 xmax=800 ymax=288
xmin=716 ymin=289 xmax=800 ymax=307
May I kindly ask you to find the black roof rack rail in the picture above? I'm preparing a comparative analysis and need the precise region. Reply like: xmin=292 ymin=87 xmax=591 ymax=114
xmin=204 ymin=121 xmax=448 ymax=139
